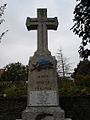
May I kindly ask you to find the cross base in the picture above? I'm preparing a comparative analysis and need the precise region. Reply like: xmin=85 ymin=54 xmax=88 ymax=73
xmin=34 ymin=49 xmax=51 ymax=56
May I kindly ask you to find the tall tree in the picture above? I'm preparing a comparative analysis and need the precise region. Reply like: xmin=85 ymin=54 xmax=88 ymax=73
xmin=71 ymin=0 xmax=90 ymax=60
xmin=72 ymin=60 xmax=90 ymax=78
xmin=56 ymin=49 xmax=72 ymax=78
xmin=0 ymin=4 xmax=8 ymax=42
xmin=1 ymin=62 xmax=28 ymax=83
xmin=72 ymin=60 xmax=90 ymax=88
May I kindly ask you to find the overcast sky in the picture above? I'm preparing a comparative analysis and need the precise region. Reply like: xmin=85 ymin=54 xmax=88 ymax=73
xmin=0 ymin=0 xmax=81 ymax=71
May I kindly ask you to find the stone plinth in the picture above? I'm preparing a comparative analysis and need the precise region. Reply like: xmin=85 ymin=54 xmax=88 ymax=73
xmin=22 ymin=106 xmax=65 ymax=120
xmin=27 ymin=53 xmax=59 ymax=107
xmin=21 ymin=53 xmax=68 ymax=120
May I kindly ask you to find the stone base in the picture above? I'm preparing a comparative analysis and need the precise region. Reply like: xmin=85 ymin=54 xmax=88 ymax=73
xmin=65 ymin=118 xmax=72 ymax=120
xmin=16 ymin=119 xmax=22 ymax=120
xmin=16 ymin=118 xmax=71 ymax=120
xmin=22 ymin=106 xmax=65 ymax=120
xmin=16 ymin=118 xmax=72 ymax=120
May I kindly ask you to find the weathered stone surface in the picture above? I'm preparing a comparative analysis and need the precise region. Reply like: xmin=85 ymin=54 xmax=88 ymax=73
xmin=26 ymin=8 xmax=58 ymax=54
xmin=29 ymin=90 xmax=58 ymax=106
xmin=65 ymin=118 xmax=72 ymax=120
xmin=27 ymin=54 xmax=59 ymax=106
xmin=21 ymin=8 xmax=71 ymax=120
xmin=22 ymin=107 xmax=65 ymax=120
xmin=26 ymin=9 xmax=58 ymax=107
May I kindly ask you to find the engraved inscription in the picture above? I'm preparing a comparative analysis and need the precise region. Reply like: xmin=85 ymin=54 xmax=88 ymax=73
xmin=29 ymin=91 xmax=58 ymax=106
xmin=35 ymin=75 xmax=52 ymax=90
xmin=37 ymin=91 xmax=49 ymax=105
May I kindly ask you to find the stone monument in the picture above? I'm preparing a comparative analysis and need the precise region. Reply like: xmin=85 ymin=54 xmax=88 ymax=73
xmin=21 ymin=8 xmax=71 ymax=120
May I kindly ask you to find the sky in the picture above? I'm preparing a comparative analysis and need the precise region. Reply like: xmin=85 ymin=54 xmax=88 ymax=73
xmin=0 ymin=0 xmax=81 ymax=71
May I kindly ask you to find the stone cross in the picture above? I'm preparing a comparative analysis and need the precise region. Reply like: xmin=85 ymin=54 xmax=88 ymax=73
xmin=26 ymin=8 xmax=58 ymax=54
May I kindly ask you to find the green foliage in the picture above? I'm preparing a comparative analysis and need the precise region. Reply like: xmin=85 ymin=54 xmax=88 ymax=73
xmin=58 ymin=79 xmax=80 ymax=96
xmin=58 ymin=77 xmax=90 ymax=96
xmin=0 ymin=81 xmax=27 ymax=97
xmin=4 ymin=85 xmax=17 ymax=97
xmin=71 ymin=0 xmax=90 ymax=59
xmin=1 ymin=62 xmax=28 ymax=83
xmin=74 ymin=74 xmax=90 ymax=87
xmin=0 ymin=83 xmax=4 ymax=95
xmin=0 ymin=62 xmax=28 ymax=97
xmin=0 ymin=4 xmax=8 ymax=42
xmin=72 ymin=60 xmax=90 ymax=95
xmin=0 ymin=4 xmax=7 ymax=23
xmin=73 ymin=60 xmax=90 ymax=78
xmin=59 ymin=86 xmax=79 ymax=96
xmin=59 ymin=59 xmax=90 ymax=96
xmin=15 ymin=83 xmax=27 ymax=96
xmin=0 ymin=81 xmax=11 ymax=96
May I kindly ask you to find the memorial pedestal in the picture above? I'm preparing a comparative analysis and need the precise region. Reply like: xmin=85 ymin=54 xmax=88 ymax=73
xmin=22 ymin=106 xmax=65 ymax=120
xmin=18 ymin=8 xmax=72 ymax=120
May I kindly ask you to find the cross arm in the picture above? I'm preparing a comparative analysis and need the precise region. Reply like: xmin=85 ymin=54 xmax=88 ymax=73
xmin=46 ymin=17 xmax=58 ymax=30
xmin=26 ymin=17 xmax=38 ymax=30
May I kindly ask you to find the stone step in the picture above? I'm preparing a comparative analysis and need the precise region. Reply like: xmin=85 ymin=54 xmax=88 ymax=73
xmin=16 ymin=119 xmax=22 ymax=120
xmin=66 ymin=118 xmax=72 ymax=120
xmin=16 ymin=118 xmax=71 ymax=120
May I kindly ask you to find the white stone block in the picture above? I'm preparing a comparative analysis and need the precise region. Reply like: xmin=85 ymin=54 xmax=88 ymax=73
xmin=29 ymin=90 xmax=58 ymax=106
